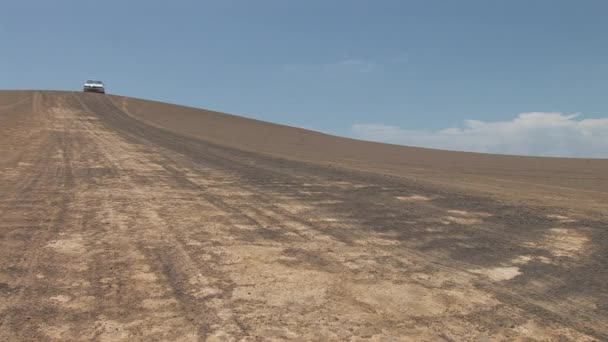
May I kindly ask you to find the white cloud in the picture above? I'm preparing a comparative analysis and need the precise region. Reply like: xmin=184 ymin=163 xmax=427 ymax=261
xmin=351 ymin=112 xmax=608 ymax=158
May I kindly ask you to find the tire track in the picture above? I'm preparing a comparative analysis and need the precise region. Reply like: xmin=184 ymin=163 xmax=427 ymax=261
xmin=0 ymin=91 xmax=604 ymax=341
xmin=83 ymin=94 xmax=605 ymax=340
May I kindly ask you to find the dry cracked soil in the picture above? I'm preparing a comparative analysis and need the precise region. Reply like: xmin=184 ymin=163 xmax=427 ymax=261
xmin=0 ymin=90 xmax=607 ymax=341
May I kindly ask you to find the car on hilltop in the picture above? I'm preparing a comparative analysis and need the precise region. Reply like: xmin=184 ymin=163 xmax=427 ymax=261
xmin=83 ymin=80 xmax=105 ymax=93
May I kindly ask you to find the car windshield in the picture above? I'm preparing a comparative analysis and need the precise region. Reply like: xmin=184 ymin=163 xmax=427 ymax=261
xmin=87 ymin=80 xmax=102 ymax=84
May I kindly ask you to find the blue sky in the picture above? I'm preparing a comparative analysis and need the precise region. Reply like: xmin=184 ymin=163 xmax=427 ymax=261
xmin=1 ymin=1 xmax=607 ymax=157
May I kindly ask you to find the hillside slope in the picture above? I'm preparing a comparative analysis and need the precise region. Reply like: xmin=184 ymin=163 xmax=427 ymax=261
xmin=109 ymin=93 xmax=608 ymax=214
xmin=0 ymin=90 xmax=606 ymax=341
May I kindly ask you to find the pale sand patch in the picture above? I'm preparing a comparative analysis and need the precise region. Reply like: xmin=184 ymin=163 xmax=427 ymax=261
xmin=131 ymin=271 xmax=158 ymax=282
xmin=349 ymin=280 xmax=497 ymax=317
xmin=231 ymin=266 xmax=331 ymax=306
xmin=511 ymin=255 xmax=552 ymax=265
xmin=232 ymin=224 xmax=257 ymax=231
xmin=66 ymin=295 xmax=97 ymax=310
xmin=471 ymin=266 xmax=521 ymax=281
xmin=206 ymin=188 xmax=254 ymax=197
xmin=185 ymin=240 xmax=204 ymax=247
xmin=94 ymin=316 xmax=199 ymax=342
xmin=514 ymin=320 xmax=597 ymax=342
xmin=397 ymin=194 xmax=432 ymax=202
xmin=40 ymin=324 xmax=72 ymax=340
xmin=46 ymin=236 xmax=86 ymax=254
xmin=331 ymin=181 xmax=368 ymax=189
xmin=224 ymin=245 xmax=332 ymax=306
xmin=318 ymin=217 xmax=341 ymax=222
xmin=49 ymin=295 xmax=71 ymax=304
xmin=511 ymin=255 xmax=532 ymax=265
xmin=522 ymin=228 xmax=589 ymax=260
xmin=447 ymin=210 xmax=469 ymax=215
xmin=298 ymin=190 xmax=316 ymax=195
xmin=544 ymin=228 xmax=589 ymax=258
xmin=94 ymin=317 xmax=130 ymax=342
xmin=207 ymin=331 xmax=241 ymax=342
xmin=314 ymin=199 xmax=343 ymax=205
xmin=191 ymin=287 xmax=222 ymax=299
xmin=188 ymin=274 xmax=213 ymax=286
xmin=547 ymin=214 xmax=577 ymax=223
xmin=141 ymin=298 xmax=178 ymax=309
xmin=443 ymin=216 xmax=482 ymax=225
xmin=447 ymin=209 xmax=492 ymax=217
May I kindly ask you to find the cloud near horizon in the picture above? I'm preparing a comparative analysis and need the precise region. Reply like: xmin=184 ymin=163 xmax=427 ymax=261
xmin=351 ymin=112 xmax=608 ymax=158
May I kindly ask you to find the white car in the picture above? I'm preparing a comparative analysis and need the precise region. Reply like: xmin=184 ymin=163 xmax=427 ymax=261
xmin=83 ymin=80 xmax=105 ymax=93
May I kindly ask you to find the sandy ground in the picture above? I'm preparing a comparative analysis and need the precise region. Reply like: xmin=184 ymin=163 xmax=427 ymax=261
xmin=0 ymin=90 xmax=607 ymax=341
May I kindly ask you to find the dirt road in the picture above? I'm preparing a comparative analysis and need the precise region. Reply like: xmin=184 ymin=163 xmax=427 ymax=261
xmin=0 ymin=91 xmax=606 ymax=341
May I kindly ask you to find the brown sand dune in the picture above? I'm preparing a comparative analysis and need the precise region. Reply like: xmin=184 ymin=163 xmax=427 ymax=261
xmin=0 ymin=90 xmax=607 ymax=341
xmin=111 ymin=94 xmax=608 ymax=214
